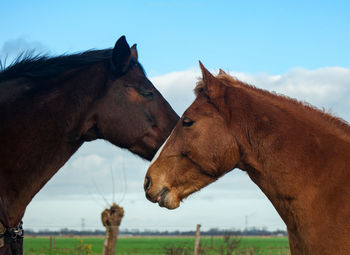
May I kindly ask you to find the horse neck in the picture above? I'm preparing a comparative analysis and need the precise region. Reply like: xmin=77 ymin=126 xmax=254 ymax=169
xmin=229 ymin=87 xmax=350 ymax=254
xmin=0 ymin=63 xmax=108 ymax=227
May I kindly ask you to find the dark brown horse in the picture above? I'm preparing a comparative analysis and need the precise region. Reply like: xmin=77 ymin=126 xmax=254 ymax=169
xmin=0 ymin=36 xmax=179 ymax=255
xmin=144 ymin=62 xmax=350 ymax=255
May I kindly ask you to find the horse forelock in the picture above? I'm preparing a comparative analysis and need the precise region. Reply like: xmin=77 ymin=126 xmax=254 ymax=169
xmin=194 ymin=73 xmax=244 ymax=97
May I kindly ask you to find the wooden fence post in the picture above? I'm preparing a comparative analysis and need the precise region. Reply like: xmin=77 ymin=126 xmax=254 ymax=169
xmin=194 ymin=224 xmax=201 ymax=255
xmin=49 ymin=236 xmax=55 ymax=249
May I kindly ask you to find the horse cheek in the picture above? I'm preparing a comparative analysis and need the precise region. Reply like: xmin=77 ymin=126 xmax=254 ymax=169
xmin=217 ymin=135 xmax=239 ymax=174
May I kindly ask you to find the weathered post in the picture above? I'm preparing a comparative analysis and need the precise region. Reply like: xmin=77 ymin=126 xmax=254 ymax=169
xmin=194 ymin=224 xmax=201 ymax=255
xmin=49 ymin=236 xmax=55 ymax=249
xmin=101 ymin=203 xmax=124 ymax=255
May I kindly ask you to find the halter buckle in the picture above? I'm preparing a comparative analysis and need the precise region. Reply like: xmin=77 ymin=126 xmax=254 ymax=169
xmin=0 ymin=221 xmax=23 ymax=249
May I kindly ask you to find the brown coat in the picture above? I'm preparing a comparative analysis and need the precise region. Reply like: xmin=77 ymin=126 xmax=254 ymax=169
xmin=145 ymin=63 xmax=350 ymax=255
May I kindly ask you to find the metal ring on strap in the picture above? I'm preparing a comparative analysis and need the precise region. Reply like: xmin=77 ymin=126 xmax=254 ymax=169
xmin=0 ymin=221 xmax=23 ymax=255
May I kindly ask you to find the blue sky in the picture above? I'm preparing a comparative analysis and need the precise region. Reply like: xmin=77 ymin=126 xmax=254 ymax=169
xmin=1 ymin=1 xmax=350 ymax=231
xmin=2 ymin=0 xmax=350 ymax=75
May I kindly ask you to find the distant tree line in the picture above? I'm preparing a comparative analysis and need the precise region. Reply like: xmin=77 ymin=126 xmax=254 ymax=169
xmin=24 ymin=227 xmax=286 ymax=237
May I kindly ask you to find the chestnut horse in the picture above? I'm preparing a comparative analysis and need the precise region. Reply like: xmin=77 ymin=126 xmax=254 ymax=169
xmin=0 ymin=36 xmax=178 ymax=255
xmin=144 ymin=62 xmax=350 ymax=255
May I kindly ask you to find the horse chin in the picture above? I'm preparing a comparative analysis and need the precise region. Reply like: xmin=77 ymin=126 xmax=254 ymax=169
xmin=160 ymin=191 xmax=180 ymax=210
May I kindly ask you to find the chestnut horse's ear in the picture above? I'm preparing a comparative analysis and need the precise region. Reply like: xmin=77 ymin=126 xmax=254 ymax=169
xmin=199 ymin=61 xmax=223 ymax=99
xmin=218 ymin=69 xmax=227 ymax=75
xmin=112 ymin=35 xmax=131 ymax=74
xmin=130 ymin=44 xmax=138 ymax=60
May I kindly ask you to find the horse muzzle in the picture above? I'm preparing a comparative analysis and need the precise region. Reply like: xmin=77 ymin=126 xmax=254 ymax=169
xmin=144 ymin=175 xmax=179 ymax=209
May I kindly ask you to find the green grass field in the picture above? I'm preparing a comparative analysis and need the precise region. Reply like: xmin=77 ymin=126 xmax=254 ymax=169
xmin=23 ymin=236 xmax=290 ymax=255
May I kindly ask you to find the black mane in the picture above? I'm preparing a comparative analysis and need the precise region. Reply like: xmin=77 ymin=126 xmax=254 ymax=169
xmin=0 ymin=49 xmax=113 ymax=83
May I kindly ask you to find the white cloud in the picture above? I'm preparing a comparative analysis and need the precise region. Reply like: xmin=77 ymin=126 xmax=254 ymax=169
xmin=71 ymin=154 xmax=105 ymax=169
xmin=244 ymin=67 xmax=349 ymax=101
xmin=150 ymin=69 xmax=200 ymax=115
xmin=1 ymin=37 xmax=49 ymax=66
xmin=153 ymin=66 xmax=350 ymax=121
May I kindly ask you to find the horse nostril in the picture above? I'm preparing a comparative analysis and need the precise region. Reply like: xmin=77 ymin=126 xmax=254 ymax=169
xmin=144 ymin=176 xmax=151 ymax=192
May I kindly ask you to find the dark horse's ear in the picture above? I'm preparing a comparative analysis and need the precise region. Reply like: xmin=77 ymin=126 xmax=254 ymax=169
xmin=112 ymin=36 xmax=131 ymax=74
xmin=131 ymin=44 xmax=138 ymax=60
xmin=199 ymin=61 xmax=224 ymax=99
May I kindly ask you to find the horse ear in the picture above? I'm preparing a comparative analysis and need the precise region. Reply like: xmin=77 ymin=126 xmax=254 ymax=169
xmin=218 ymin=69 xmax=227 ymax=75
xmin=112 ymin=36 xmax=131 ymax=74
xmin=199 ymin=61 xmax=222 ymax=99
xmin=131 ymin=44 xmax=138 ymax=60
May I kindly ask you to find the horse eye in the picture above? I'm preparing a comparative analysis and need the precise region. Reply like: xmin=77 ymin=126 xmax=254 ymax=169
xmin=140 ymin=91 xmax=153 ymax=99
xmin=182 ymin=117 xmax=194 ymax=127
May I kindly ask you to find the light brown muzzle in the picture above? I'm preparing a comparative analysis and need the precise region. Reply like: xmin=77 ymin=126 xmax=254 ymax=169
xmin=144 ymin=169 xmax=181 ymax=209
